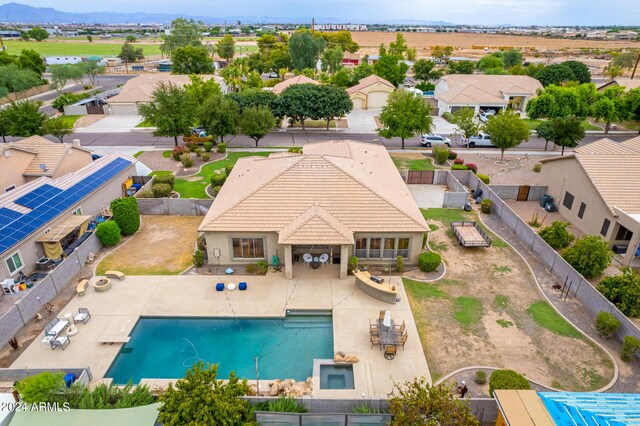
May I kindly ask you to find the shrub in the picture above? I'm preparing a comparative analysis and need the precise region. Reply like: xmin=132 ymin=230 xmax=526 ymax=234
xmin=51 ymin=92 xmax=90 ymax=113
xmin=396 ymin=255 xmax=405 ymax=273
xmin=15 ymin=372 xmax=65 ymax=404
xmin=478 ymin=199 xmax=491 ymax=214
xmin=256 ymin=260 xmax=268 ymax=275
xmin=448 ymin=151 xmax=458 ymax=160
xmin=201 ymin=152 xmax=211 ymax=161
xmin=451 ymin=164 xmax=468 ymax=171
xmin=217 ymin=143 xmax=227 ymax=153
xmin=253 ymin=396 xmax=307 ymax=413
xmin=432 ymin=145 xmax=450 ymax=164
xmin=348 ymin=256 xmax=359 ymax=272
xmin=418 ymin=252 xmax=441 ymax=272
xmin=212 ymin=185 xmax=223 ymax=195
xmin=186 ymin=140 xmax=199 ymax=152
xmin=224 ymin=165 xmax=234 ymax=176
xmin=466 ymin=163 xmax=478 ymax=174
xmin=489 ymin=370 xmax=530 ymax=396
xmin=597 ymin=267 xmax=640 ymax=317
xmin=595 ymin=311 xmax=621 ymax=339
xmin=210 ymin=172 xmax=227 ymax=186
xmin=533 ymin=163 xmax=542 ymax=173
xmin=477 ymin=173 xmax=490 ymax=184
xmin=192 ymin=249 xmax=205 ymax=267
xmin=152 ymin=183 xmax=172 ymax=198
xmin=453 ymin=158 xmax=464 ymax=165
xmin=245 ymin=264 xmax=257 ymax=274
xmin=538 ymin=221 xmax=574 ymax=249
xmin=474 ymin=370 xmax=487 ymax=385
xmin=172 ymin=145 xmax=188 ymax=160
xmin=288 ymin=147 xmax=303 ymax=154
xmin=136 ymin=190 xmax=154 ymax=198
xmin=180 ymin=153 xmax=194 ymax=168
xmin=203 ymin=142 xmax=214 ymax=152
xmin=110 ymin=197 xmax=140 ymax=235
xmin=154 ymin=174 xmax=175 ymax=189
xmin=620 ymin=336 xmax=640 ymax=362
xmin=562 ymin=235 xmax=613 ymax=278
xmin=96 ymin=221 xmax=121 ymax=246
xmin=195 ymin=148 xmax=204 ymax=157
xmin=442 ymin=112 xmax=453 ymax=122
xmin=50 ymin=382 xmax=155 ymax=409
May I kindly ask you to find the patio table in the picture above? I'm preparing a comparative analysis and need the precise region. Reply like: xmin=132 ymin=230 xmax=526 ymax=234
xmin=49 ymin=319 xmax=69 ymax=337
xmin=377 ymin=318 xmax=398 ymax=347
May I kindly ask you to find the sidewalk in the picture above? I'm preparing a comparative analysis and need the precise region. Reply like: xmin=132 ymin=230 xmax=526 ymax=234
xmin=75 ymin=115 xmax=144 ymax=133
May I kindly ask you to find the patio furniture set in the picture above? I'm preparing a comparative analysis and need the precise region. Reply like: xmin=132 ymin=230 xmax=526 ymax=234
xmin=369 ymin=310 xmax=408 ymax=360
xmin=216 ymin=281 xmax=248 ymax=292
xmin=303 ymin=253 xmax=330 ymax=270
xmin=41 ymin=308 xmax=91 ymax=351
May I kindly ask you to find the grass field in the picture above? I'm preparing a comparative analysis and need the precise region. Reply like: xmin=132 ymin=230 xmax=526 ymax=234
xmin=53 ymin=115 xmax=81 ymax=127
xmin=391 ymin=155 xmax=435 ymax=171
xmin=526 ymin=301 xmax=583 ymax=338
xmin=523 ymin=118 xmax=602 ymax=131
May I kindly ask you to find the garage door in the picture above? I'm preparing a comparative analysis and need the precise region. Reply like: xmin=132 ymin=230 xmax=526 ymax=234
xmin=352 ymin=98 xmax=364 ymax=109
xmin=109 ymin=103 xmax=138 ymax=115
xmin=367 ymin=91 xmax=389 ymax=108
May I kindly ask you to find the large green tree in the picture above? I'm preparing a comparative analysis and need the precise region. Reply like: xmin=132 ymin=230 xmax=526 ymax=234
xmin=199 ymin=95 xmax=240 ymax=143
xmin=563 ymin=235 xmax=613 ymax=278
xmin=485 ymin=109 xmax=530 ymax=162
xmin=239 ymin=105 xmax=275 ymax=147
xmin=118 ymin=42 xmax=144 ymax=73
xmin=161 ymin=18 xmax=204 ymax=55
xmin=317 ymin=30 xmax=359 ymax=53
xmin=373 ymin=53 xmax=409 ymax=87
xmin=184 ymin=75 xmax=222 ymax=106
xmin=561 ymin=60 xmax=591 ymax=84
xmin=229 ymin=88 xmax=276 ymax=111
xmin=43 ymin=117 xmax=74 ymax=143
xmin=83 ymin=60 xmax=106 ymax=87
xmin=526 ymin=84 xmax=595 ymax=120
xmin=548 ymin=115 xmax=585 ymax=155
xmin=536 ymin=119 xmax=555 ymax=151
xmin=49 ymin=63 xmax=85 ymax=93
xmin=217 ymin=34 xmax=236 ymax=62
xmin=321 ymin=48 xmax=344 ymax=74
xmin=172 ymin=46 xmax=214 ymax=75
xmin=536 ymin=63 xmax=576 ymax=86
xmin=388 ymin=33 xmax=408 ymax=57
xmin=17 ymin=49 xmax=45 ymax=75
xmin=450 ymin=108 xmax=480 ymax=140
xmin=592 ymin=86 xmax=630 ymax=133
xmin=28 ymin=27 xmax=49 ymax=41
xmin=0 ymin=109 xmax=10 ymax=143
xmin=138 ymin=82 xmax=194 ymax=147
xmin=503 ymin=49 xmax=524 ymax=68
xmin=0 ymin=65 xmax=42 ymax=93
xmin=477 ymin=54 xmax=504 ymax=71
xmin=625 ymin=88 xmax=640 ymax=134
xmin=220 ymin=61 xmax=247 ymax=93
xmin=378 ymin=90 xmax=433 ymax=149
xmin=316 ymin=85 xmax=353 ymax=129
xmin=272 ymin=83 xmax=320 ymax=130
xmin=447 ymin=60 xmax=475 ymax=74
xmin=288 ymin=31 xmax=325 ymax=71
xmin=4 ymin=100 xmax=47 ymax=137
xmin=413 ymin=59 xmax=442 ymax=83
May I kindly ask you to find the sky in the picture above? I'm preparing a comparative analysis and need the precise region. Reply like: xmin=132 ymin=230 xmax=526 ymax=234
xmin=11 ymin=0 xmax=640 ymax=26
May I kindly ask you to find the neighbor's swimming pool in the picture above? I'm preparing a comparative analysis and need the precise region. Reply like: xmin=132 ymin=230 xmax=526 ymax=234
xmin=106 ymin=315 xmax=333 ymax=384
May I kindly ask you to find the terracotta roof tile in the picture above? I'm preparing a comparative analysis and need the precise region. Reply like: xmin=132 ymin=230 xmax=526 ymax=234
xmin=271 ymin=75 xmax=320 ymax=95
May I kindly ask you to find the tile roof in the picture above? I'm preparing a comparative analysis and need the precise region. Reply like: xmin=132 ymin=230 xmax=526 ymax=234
xmin=347 ymin=75 xmax=394 ymax=94
xmin=436 ymin=74 xmax=542 ymax=105
xmin=539 ymin=392 xmax=640 ymax=426
xmin=10 ymin=136 xmax=92 ymax=177
xmin=271 ymin=75 xmax=320 ymax=95
xmin=199 ymin=140 xmax=428 ymax=241
xmin=108 ymin=74 xmax=224 ymax=103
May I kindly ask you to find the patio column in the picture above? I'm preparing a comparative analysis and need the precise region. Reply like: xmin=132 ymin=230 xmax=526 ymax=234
xmin=339 ymin=245 xmax=349 ymax=279
xmin=622 ymin=229 xmax=640 ymax=266
xmin=284 ymin=244 xmax=293 ymax=279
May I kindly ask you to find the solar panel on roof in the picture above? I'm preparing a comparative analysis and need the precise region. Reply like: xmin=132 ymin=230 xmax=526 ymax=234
xmin=14 ymin=184 xmax=63 ymax=209
xmin=0 ymin=208 xmax=22 ymax=227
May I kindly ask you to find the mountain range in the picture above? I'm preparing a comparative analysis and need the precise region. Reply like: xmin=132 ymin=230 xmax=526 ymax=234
xmin=0 ymin=3 xmax=454 ymax=25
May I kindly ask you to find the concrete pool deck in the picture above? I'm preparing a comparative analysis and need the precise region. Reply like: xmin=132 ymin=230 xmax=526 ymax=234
xmin=11 ymin=266 xmax=430 ymax=398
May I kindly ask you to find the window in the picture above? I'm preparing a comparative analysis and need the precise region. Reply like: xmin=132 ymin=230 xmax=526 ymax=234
xmin=383 ymin=238 xmax=395 ymax=258
xmin=397 ymin=238 xmax=410 ymax=258
xmin=231 ymin=238 xmax=264 ymax=259
xmin=577 ymin=202 xmax=586 ymax=219
xmin=5 ymin=251 xmax=23 ymax=275
xmin=355 ymin=238 xmax=367 ymax=258
xmin=369 ymin=238 xmax=381 ymax=258
xmin=73 ymin=207 xmax=82 ymax=215
xmin=600 ymin=219 xmax=611 ymax=237
xmin=563 ymin=192 xmax=574 ymax=210
xmin=615 ymin=225 xmax=633 ymax=241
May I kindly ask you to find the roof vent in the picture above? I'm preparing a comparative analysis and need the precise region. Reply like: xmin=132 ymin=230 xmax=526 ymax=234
xmin=39 ymin=164 xmax=48 ymax=172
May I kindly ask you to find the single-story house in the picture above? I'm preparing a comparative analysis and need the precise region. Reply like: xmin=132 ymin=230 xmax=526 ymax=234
xmin=44 ymin=56 xmax=83 ymax=66
xmin=433 ymin=74 xmax=543 ymax=116
xmin=107 ymin=74 xmax=228 ymax=115
xmin=342 ymin=53 xmax=360 ymax=67
xmin=0 ymin=136 xmax=94 ymax=193
xmin=597 ymin=78 xmax=640 ymax=92
xmin=347 ymin=75 xmax=395 ymax=109
xmin=198 ymin=140 xmax=429 ymax=279
xmin=0 ymin=153 xmax=138 ymax=281
xmin=271 ymin=75 xmax=320 ymax=95
xmin=539 ymin=136 xmax=640 ymax=265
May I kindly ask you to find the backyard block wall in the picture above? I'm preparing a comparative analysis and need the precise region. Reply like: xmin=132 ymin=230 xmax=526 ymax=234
xmin=137 ymin=198 xmax=213 ymax=216
xmin=489 ymin=185 xmax=548 ymax=202
xmin=443 ymin=172 xmax=469 ymax=208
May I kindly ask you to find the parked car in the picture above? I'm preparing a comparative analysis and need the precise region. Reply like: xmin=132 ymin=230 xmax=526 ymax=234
xmin=420 ymin=134 xmax=451 ymax=147
xmin=478 ymin=112 xmax=495 ymax=123
xmin=466 ymin=133 xmax=494 ymax=148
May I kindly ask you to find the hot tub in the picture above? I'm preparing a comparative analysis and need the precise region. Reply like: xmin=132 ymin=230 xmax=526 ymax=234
xmin=319 ymin=364 xmax=354 ymax=390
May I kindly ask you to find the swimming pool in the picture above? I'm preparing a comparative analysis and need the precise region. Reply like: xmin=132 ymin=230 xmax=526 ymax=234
xmin=106 ymin=316 xmax=333 ymax=384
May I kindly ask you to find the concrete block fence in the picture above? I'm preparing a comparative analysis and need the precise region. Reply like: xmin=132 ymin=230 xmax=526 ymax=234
xmin=136 ymin=198 xmax=213 ymax=216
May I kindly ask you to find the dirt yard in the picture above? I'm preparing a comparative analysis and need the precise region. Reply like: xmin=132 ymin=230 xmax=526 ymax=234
xmin=455 ymin=152 xmax=555 ymax=185
xmin=405 ymin=209 xmax=614 ymax=390
xmin=96 ymin=215 xmax=202 ymax=275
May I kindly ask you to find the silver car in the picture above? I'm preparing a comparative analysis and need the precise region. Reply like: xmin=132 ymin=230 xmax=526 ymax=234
xmin=420 ymin=134 xmax=451 ymax=147
xmin=466 ymin=133 xmax=493 ymax=148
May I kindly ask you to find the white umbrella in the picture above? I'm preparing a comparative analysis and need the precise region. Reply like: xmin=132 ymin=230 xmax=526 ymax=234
xmin=383 ymin=310 xmax=391 ymax=328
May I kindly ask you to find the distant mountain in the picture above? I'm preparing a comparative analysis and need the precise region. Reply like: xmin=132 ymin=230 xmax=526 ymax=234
xmin=0 ymin=2 xmax=455 ymax=26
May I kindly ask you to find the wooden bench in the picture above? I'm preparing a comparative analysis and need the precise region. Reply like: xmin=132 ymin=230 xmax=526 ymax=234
xmin=76 ymin=279 xmax=89 ymax=296
xmin=105 ymin=270 xmax=125 ymax=281
xmin=98 ymin=336 xmax=130 ymax=345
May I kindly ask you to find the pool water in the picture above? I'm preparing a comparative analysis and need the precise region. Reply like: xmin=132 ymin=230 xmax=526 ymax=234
xmin=106 ymin=316 xmax=333 ymax=384
xmin=319 ymin=364 xmax=355 ymax=390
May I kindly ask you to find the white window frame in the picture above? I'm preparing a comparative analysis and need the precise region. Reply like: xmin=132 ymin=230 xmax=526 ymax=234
xmin=4 ymin=250 xmax=24 ymax=276
xmin=230 ymin=237 xmax=265 ymax=260
xmin=73 ymin=206 xmax=83 ymax=215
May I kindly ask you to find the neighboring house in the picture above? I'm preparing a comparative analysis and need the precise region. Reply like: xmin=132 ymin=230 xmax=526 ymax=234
xmin=107 ymin=74 xmax=228 ymax=115
xmin=342 ymin=53 xmax=360 ymax=67
xmin=198 ymin=140 xmax=429 ymax=280
xmin=270 ymin=75 xmax=320 ymax=95
xmin=0 ymin=153 xmax=138 ymax=281
xmin=347 ymin=75 xmax=395 ymax=109
xmin=44 ymin=56 xmax=83 ymax=65
xmin=539 ymin=137 xmax=640 ymax=266
xmin=597 ymin=78 xmax=640 ymax=92
xmin=609 ymin=30 xmax=639 ymax=40
xmin=433 ymin=74 xmax=543 ymax=116
xmin=0 ymin=136 xmax=94 ymax=192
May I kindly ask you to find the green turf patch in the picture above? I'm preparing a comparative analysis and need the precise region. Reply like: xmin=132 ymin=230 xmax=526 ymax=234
xmin=421 ymin=208 xmax=469 ymax=227
xmin=162 ymin=150 xmax=172 ymax=158
xmin=526 ymin=301 xmax=582 ymax=338
xmin=149 ymin=170 xmax=173 ymax=177
xmin=53 ymin=115 xmax=81 ymax=127
xmin=496 ymin=319 xmax=513 ymax=328
xmin=429 ymin=240 xmax=448 ymax=252
xmin=136 ymin=119 xmax=154 ymax=128
xmin=493 ymin=294 xmax=510 ymax=309
xmin=428 ymin=223 xmax=439 ymax=231
xmin=453 ymin=296 xmax=483 ymax=330
xmin=403 ymin=278 xmax=448 ymax=299
xmin=494 ymin=265 xmax=512 ymax=274
xmin=391 ymin=155 xmax=435 ymax=171
xmin=524 ymin=118 xmax=601 ymax=132
xmin=133 ymin=151 xmax=144 ymax=158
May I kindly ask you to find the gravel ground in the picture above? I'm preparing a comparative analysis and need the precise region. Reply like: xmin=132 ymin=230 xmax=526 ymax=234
xmin=453 ymin=152 xmax=555 ymax=185
xmin=138 ymin=150 xmax=224 ymax=176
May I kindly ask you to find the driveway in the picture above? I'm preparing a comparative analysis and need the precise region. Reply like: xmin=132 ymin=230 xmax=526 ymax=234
xmin=75 ymin=115 xmax=144 ymax=133
xmin=431 ymin=116 xmax=459 ymax=135
xmin=407 ymin=184 xmax=446 ymax=208
xmin=345 ymin=108 xmax=380 ymax=134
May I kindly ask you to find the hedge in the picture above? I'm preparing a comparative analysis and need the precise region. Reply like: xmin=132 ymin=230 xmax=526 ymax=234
xmin=192 ymin=249 xmax=205 ymax=267
xmin=210 ymin=172 xmax=227 ymax=186
xmin=217 ymin=143 xmax=227 ymax=153
xmin=621 ymin=336 xmax=640 ymax=362
xmin=180 ymin=153 xmax=193 ymax=168
xmin=451 ymin=164 xmax=468 ymax=171
xmin=476 ymin=174 xmax=490 ymax=184
xmin=203 ymin=142 xmax=214 ymax=152
xmin=110 ymin=197 xmax=140 ymax=236
xmin=152 ymin=183 xmax=172 ymax=198
xmin=96 ymin=221 xmax=121 ymax=247
xmin=418 ymin=252 xmax=441 ymax=272
xmin=432 ymin=146 xmax=450 ymax=164
xmin=153 ymin=174 xmax=175 ymax=189
xmin=480 ymin=199 xmax=493 ymax=214
xmin=489 ymin=370 xmax=530 ymax=396
xmin=595 ymin=311 xmax=621 ymax=339
xmin=171 ymin=146 xmax=188 ymax=161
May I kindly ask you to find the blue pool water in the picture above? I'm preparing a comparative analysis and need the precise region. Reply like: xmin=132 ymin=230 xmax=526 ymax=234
xmin=106 ymin=316 xmax=333 ymax=384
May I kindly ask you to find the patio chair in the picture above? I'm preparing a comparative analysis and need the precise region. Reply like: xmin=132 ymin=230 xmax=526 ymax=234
xmin=44 ymin=320 xmax=58 ymax=337
xmin=370 ymin=334 xmax=381 ymax=350
xmin=397 ymin=333 xmax=408 ymax=350
xmin=369 ymin=319 xmax=379 ymax=334
xmin=302 ymin=253 xmax=313 ymax=267
xmin=384 ymin=345 xmax=397 ymax=360
xmin=395 ymin=321 xmax=406 ymax=335
xmin=74 ymin=308 xmax=91 ymax=324
xmin=379 ymin=310 xmax=385 ymax=321
xmin=50 ymin=336 xmax=70 ymax=351
xmin=318 ymin=253 xmax=329 ymax=267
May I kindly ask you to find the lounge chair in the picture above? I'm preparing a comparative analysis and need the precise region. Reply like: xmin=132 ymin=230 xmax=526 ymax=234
xmin=384 ymin=345 xmax=397 ymax=360
xmin=397 ymin=333 xmax=408 ymax=350
xmin=370 ymin=334 xmax=381 ymax=350
xmin=50 ymin=336 xmax=70 ymax=351
xmin=74 ymin=308 xmax=91 ymax=324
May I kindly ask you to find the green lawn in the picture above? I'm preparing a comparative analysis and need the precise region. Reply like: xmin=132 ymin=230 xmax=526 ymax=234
xmin=391 ymin=156 xmax=435 ymax=171
xmin=523 ymin=118 xmax=602 ymax=131
xmin=162 ymin=151 xmax=172 ymax=158
xmin=403 ymin=278 xmax=448 ymax=299
xmin=526 ymin=301 xmax=583 ymax=338
xmin=136 ymin=119 xmax=154 ymax=128
xmin=421 ymin=208 xmax=469 ymax=227
xmin=453 ymin=296 xmax=484 ymax=330
xmin=54 ymin=115 xmax=81 ymax=127
xmin=173 ymin=151 xmax=271 ymax=199
xmin=149 ymin=170 xmax=173 ymax=177
xmin=133 ymin=151 xmax=144 ymax=158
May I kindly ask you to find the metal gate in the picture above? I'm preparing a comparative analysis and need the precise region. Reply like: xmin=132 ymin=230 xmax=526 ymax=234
xmin=86 ymin=105 xmax=105 ymax=114
xmin=407 ymin=170 xmax=434 ymax=184
xmin=517 ymin=185 xmax=530 ymax=201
